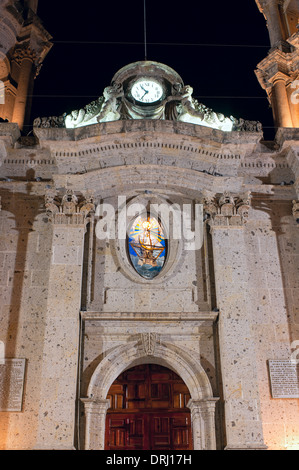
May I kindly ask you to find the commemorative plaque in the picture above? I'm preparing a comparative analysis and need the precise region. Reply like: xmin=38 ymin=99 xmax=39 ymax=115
xmin=0 ymin=359 xmax=26 ymax=411
xmin=268 ymin=360 xmax=299 ymax=399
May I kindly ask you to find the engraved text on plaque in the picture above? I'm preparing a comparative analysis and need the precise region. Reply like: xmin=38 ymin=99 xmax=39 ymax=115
xmin=268 ymin=360 xmax=299 ymax=399
xmin=0 ymin=359 xmax=26 ymax=412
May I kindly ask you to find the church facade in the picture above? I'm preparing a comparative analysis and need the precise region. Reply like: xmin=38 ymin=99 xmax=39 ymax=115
xmin=0 ymin=0 xmax=298 ymax=451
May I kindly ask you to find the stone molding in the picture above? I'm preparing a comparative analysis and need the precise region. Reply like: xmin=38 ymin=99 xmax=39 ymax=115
xmin=81 ymin=398 xmax=110 ymax=415
xmin=45 ymin=189 xmax=95 ymax=225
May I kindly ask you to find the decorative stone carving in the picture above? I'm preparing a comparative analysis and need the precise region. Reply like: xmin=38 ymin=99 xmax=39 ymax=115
xmin=12 ymin=46 xmax=37 ymax=65
xmin=235 ymin=191 xmax=252 ymax=220
xmin=169 ymin=85 xmax=235 ymax=131
xmin=34 ymin=62 xmax=263 ymax=133
xmin=202 ymin=190 xmax=218 ymax=219
xmin=231 ymin=117 xmax=263 ymax=132
xmin=64 ymin=97 xmax=105 ymax=128
xmin=33 ymin=114 xmax=66 ymax=128
xmin=96 ymin=83 xmax=124 ymax=123
xmin=292 ymin=200 xmax=299 ymax=222
xmin=45 ymin=189 xmax=95 ymax=225
xmin=203 ymin=191 xmax=252 ymax=227
xmin=140 ymin=333 xmax=159 ymax=356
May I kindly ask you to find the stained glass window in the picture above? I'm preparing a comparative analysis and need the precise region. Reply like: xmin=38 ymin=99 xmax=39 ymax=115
xmin=128 ymin=215 xmax=167 ymax=280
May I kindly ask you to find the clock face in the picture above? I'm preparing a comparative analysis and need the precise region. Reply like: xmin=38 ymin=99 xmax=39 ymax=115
xmin=131 ymin=79 xmax=163 ymax=104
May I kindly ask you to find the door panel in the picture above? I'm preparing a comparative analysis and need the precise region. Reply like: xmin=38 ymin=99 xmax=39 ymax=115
xmin=106 ymin=413 xmax=192 ymax=450
xmin=106 ymin=415 xmax=147 ymax=450
xmin=105 ymin=365 xmax=193 ymax=450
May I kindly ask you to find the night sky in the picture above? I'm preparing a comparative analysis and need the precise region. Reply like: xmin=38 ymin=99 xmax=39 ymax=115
xmin=30 ymin=0 xmax=275 ymax=139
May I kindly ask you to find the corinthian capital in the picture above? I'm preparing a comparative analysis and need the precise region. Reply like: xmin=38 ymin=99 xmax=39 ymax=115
xmin=12 ymin=45 xmax=37 ymax=65
xmin=45 ymin=189 xmax=95 ymax=225
xmin=204 ymin=191 xmax=252 ymax=227
xmin=292 ymin=200 xmax=299 ymax=222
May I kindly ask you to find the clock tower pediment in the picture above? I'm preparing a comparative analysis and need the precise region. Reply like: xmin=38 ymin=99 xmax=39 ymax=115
xmin=33 ymin=60 xmax=262 ymax=134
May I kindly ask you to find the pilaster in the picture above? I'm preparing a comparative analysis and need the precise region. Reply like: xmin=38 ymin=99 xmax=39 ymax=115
xmin=35 ymin=190 xmax=95 ymax=450
xmin=81 ymin=399 xmax=110 ymax=450
xmin=188 ymin=398 xmax=219 ymax=450
xmin=204 ymin=191 xmax=267 ymax=451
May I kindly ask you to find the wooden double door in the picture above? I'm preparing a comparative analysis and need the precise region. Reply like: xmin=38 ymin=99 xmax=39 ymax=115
xmin=105 ymin=364 xmax=193 ymax=450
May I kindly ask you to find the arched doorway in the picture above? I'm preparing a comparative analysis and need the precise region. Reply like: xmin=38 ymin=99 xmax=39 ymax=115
xmin=105 ymin=364 xmax=193 ymax=450
xmin=82 ymin=338 xmax=218 ymax=450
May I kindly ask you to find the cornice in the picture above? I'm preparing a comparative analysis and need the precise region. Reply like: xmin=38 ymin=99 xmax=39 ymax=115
xmin=33 ymin=119 xmax=262 ymax=146
xmin=256 ymin=47 xmax=299 ymax=85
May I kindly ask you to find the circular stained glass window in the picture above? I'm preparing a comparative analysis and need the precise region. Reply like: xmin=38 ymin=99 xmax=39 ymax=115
xmin=127 ymin=214 xmax=167 ymax=280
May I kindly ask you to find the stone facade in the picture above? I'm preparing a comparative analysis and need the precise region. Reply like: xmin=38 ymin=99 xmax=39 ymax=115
xmin=0 ymin=0 xmax=298 ymax=452
xmin=0 ymin=117 xmax=298 ymax=450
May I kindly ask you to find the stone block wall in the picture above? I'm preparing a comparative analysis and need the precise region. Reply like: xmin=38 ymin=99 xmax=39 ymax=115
xmin=0 ymin=183 xmax=52 ymax=449
xmin=0 ymin=123 xmax=298 ymax=450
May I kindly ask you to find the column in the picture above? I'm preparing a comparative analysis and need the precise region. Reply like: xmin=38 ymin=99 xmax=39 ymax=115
xmin=81 ymin=399 xmax=110 ymax=450
xmin=272 ymin=77 xmax=293 ymax=128
xmin=11 ymin=47 xmax=36 ymax=130
xmin=204 ymin=192 xmax=267 ymax=450
xmin=35 ymin=190 xmax=95 ymax=450
xmin=188 ymin=399 xmax=218 ymax=450
xmin=263 ymin=1 xmax=284 ymax=46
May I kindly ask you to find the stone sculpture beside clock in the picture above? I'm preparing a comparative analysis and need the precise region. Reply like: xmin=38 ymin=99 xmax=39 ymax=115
xmin=33 ymin=61 xmax=262 ymax=133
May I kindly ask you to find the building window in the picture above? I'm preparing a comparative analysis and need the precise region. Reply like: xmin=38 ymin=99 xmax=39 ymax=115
xmin=127 ymin=214 xmax=167 ymax=280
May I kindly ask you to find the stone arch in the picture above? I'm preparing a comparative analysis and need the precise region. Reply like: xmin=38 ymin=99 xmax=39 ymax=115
xmin=82 ymin=338 xmax=219 ymax=450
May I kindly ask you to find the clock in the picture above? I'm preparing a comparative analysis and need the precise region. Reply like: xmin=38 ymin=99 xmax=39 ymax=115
xmin=131 ymin=78 xmax=164 ymax=104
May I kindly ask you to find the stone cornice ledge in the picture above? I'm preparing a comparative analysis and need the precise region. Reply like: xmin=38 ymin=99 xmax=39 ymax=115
xmin=33 ymin=120 xmax=263 ymax=146
xmin=80 ymin=311 xmax=219 ymax=323
xmin=275 ymin=127 xmax=299 ymax=148
xmin=0 ymin=123 xmax=21 ymax=146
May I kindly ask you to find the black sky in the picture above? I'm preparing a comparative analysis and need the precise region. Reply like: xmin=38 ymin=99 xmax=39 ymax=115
xmin=30 ymin=0 xmax=275 ymax=139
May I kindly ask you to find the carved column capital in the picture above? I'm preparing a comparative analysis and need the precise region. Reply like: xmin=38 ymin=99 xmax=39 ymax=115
xmin=12 ymin=45 xmax=37 ymax=65
xmin=292 ymin=200 xmax=299 ymax=222
xmin=81 ymin=398 xmax=110 ymax=415
xmin=45 ymin=189 xmax=95 ymax=225
xmin=203 ymin=191 xmax=252 ymax=228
